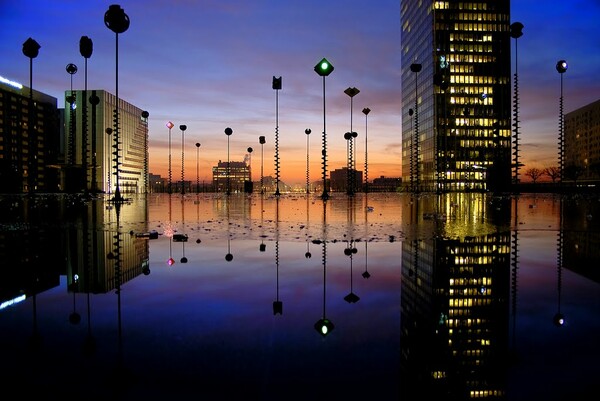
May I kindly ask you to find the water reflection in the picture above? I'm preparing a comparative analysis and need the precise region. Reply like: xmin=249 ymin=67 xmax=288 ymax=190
xmin=0 ymin=192 xmax=598 ymax=399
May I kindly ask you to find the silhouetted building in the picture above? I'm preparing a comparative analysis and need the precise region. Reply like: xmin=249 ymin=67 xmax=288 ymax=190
xmin=330 ymin=167 xmax=362 ymax=193
xmin=0 ymin=74 xmax=61 ymax=193
xmin=401 ymin=1 xmax=512 ymax=193
xmin=370 ymin=175 xmax=401 ymax=192
xmin=564 ymin=97 xmax=600 ymax=183
xmin=63 ymin=89 xmax=149 ymax=194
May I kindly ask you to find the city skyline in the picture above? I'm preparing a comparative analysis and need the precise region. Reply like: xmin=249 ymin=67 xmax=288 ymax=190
xmin=1 ymin=0 xmax=599 ymax=185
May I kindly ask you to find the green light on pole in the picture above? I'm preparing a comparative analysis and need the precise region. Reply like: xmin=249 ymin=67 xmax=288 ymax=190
xmin=314 ymin=318 xmax=335 ymax=337
xmin=314 ymin=57 xmax=334 ymax=200
xmin=314 ymin=58 xmax=334 ymax=76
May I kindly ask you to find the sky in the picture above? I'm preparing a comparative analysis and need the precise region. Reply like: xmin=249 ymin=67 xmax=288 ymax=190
xmin=1 ymin=0 xmax=600 ymax=186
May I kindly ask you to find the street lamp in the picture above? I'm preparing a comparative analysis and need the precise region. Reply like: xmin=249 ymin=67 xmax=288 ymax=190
xmin=344 ymin=87 xmax=360 ymax=196
xmin=141 ymin=110 xmax=149 ymax=194
xmin=259 ymin=136 xmax=266 ymax=194
xmin=410 ymin=63 xmax=422 ymax=193
xmin=225 ymin=127 xmax=233 ymax=195
xmin=65 ymin=63 xmax=78 ymax=170
xmin=195 ymin=142 xmax=201 ymax=193
xmin=362 ymin=107 xmax=371 ymax=193
xmin=89 ymin=93 xmax=100 ymax=193
xmin=180 ymin=124 xmax=187 ymax=195
xmin=314 ymin=57 xmax=334 ymax=200
xmin=511 ymin=22 xmax=524 ymax=189
xmin=105 ymin=128 xmax=113 ymax=193
xmin=556 ymin=60 xmax=567 ymax=185
xmin=344 ymin=132 xmax=353 ymax=194
xmin=104 ymin=4 xmax=130 ymax=203
xmin=80 ymin=36 xmax=93 ymax=194
xmin=247 ymin=147 xmax=253 ymax=193
xmin=22 ymin=37 xmax=40 ymax=194
xmin=273 ymin=76 xmax=282 ymax=196
xmin=305 ymin=128 xmax=311 ymax=194
xmin=166 ymin=121 xmax=174 ymax=194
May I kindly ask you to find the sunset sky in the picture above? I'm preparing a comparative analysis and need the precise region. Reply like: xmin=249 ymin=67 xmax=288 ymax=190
xmin=1 ymin=0 xmax=599 ymax=186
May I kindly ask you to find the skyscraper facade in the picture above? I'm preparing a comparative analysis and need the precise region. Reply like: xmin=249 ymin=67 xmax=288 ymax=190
xmin=64 ymin=89 xmax=149 ymax=194
xmin=401 ymin=0 xmax=512 ymax=193
xmin=0 ymin=75 xmax=60 ymax=193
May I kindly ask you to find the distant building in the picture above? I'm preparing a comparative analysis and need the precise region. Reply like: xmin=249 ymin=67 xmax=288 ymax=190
xmin=564 ymin=98 xmax=600 ymax=183
xmin=149 ymin=173 xmax=167 ymax=193
xmin=0 ymin=74 xmax=61 ymax=193
xmin=212 ymin=160 xmax=251 ymax=193
xmin=253 ymin=175 xmax=290 ymax=194
xmin=330 ymin=167 xmax=362 ymax=193
xmin=370 ymin=176 xmax=402 ymax=192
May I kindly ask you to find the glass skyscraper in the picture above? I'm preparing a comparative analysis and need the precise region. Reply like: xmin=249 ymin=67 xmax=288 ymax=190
xmin=401 ymin=0 xmax=512 ymax=193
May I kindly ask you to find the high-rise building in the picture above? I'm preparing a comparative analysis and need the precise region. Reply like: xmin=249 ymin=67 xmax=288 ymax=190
xmin=564 ymin=97 xmax=600 ymax=183
xmin=401 ymin=1 xmax=512 ymax=193
xmin=64 ymin=89 xmax=149 ymax=194
xmin=0 ymin=75 xmax=61 ymax=193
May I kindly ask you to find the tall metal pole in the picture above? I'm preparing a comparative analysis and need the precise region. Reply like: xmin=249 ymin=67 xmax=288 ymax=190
xmin=225 ymin=127 xmax=233 ymax=195
xmin=556 ymin=60 xmax=567 ymax=186
xmin=314 ymin=58 xmax=334 ymax=200
xmin=362 ymin=108 xmax=370 ymax=193
xmin=66 ymin=63 xmax=77 ymax=171
xmin=259 ymin=136 xmax=266 ymax=194
xmin=22 ymin=37 xmax=40 ymax=194
xmin=305 ymin=129 xmax=311 ymax=194
xmin=104 ymin=4 xmax=129 ymax=203
xmin=410 ymin=63 xmax=422 ymax=193
xmin=180 ymin=124 xmax=187 ymax=194
xmin=196 ymin=142 xmax=200 ymax=193
xmin=80 ymin=36 xmax=93 ymax=194
xmin=166 ymin=121 xmax=174 ymax=194
xmin=510 ymin=22 xmax=524 ymax=190
xmin=273 ymin=76 xmax=282 ymax=196
xmin=321 ymin=76 xmax=328 ymax=200
xmin=344 ymin=87 xmax=359 ymax=196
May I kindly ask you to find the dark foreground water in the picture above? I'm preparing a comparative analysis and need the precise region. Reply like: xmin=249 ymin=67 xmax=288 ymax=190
xmin=0 ymin=192 xmax=598 ymax=400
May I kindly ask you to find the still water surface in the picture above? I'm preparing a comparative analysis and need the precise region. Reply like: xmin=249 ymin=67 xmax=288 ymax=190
xmin=0 ymin=192 xmax=598 ymax=400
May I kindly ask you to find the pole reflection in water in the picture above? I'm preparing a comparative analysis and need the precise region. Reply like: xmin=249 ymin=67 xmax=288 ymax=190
xmin=178 ymin=196 xmax=188 ymax=264
xmin=343 ymin=196 xmax=359 ymax=303
xmin=225 ymin=196 xmax=233 ymax=262
xmin=314 ymin=198 xmax=334 ymax=337
xmin=554 ymin=196 xmax=565 ymax=327
xmin=0 ymin=193 xmax=598 ymax=400
xmin=273 ymin=196 xmax=282 ymax=315
xmin=305 ymin=196 xmax=311 ymax=259
xmin=166 ymin=194 xmax=175 ymax=266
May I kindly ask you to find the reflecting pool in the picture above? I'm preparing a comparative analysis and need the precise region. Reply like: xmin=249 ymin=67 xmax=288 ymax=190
xmin=0 ymin=192 xmax=598 ymax=400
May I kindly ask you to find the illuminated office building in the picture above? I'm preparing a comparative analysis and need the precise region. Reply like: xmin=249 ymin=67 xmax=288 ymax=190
xmin=401 ymin=1 xmax=512 ymax=192
xmin=64 ymin=90 xmax=149 ymax=194
xmin=0 ymin=75 xmax=60 ymax=193
xmin=564 ymin=97 xmax=600 ymax=183
xmin=400 ymin=194 xmax=512 ymax=398
xmin=212 ymin=160 xmax=251 ymax=193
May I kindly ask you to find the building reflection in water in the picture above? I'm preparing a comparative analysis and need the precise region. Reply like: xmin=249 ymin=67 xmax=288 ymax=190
xmin=400 ymin=193 xmax=512 ymax=400
xmin=0 ymin=192 xmax=598 ymax=399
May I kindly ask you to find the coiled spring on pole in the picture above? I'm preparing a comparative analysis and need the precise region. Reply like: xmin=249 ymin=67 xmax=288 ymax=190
xmin=275 ymin=124 xmax=280 ymax=195
xmin=512 ymin=71 xmax=520 ymax=184
xmin=322 ymin=130 xmax=327 ymax=189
